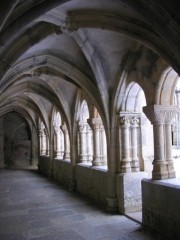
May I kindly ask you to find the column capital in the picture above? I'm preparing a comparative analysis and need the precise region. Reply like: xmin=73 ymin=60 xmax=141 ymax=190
xmin=119 ymin=112 xmax=140 ymax=127
xmin=77 ymin=121 xmax=87 ymax=131
xmin=131 ymin=116 xmax=139 ymax=126
xmin=143 ymin=105 xmax=179 ymax=124
xmin=88 ymin=117 xmax=103 ymax=130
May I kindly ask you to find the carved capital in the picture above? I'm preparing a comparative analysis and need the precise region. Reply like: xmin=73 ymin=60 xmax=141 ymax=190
xmin=143 ymin=105 xmax=179 ymax=124
xmin=91 ymin=118 xmax=103 ymax=130
xmin=119 ymin=116 xmax=130 ymax=127
xmin=78 ymin=122 xmax=87 ymax=132
xmin=131 ymin=116 xmax=139 ymax=126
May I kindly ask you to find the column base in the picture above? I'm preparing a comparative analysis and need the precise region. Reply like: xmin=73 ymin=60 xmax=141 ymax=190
xmin=167 ymin=160 xmax=176 ymax=178
xmin=92 ymin=156 xmax=106 ymax=166
xmin=131 ymin=159 xmax=140 ymax=172
xmin=120 ymin=159 xmax=132 ymax=173
xmin=152 ymin=160 xmax=168 ymax=180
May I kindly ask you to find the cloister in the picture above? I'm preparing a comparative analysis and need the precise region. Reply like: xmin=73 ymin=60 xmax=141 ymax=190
xmin=0 ymin=1 xmax=180 ymax=239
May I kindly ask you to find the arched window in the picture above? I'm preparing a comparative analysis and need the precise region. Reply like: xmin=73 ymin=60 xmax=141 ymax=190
xmin=172 ymin=77 xmax=180 ymax=177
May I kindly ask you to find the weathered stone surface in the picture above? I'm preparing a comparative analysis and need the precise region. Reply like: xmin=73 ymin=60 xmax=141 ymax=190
xmin=142 ymin=178 xmax=180 ymax=240
xmin=117 ymin=172 xmax=149 ymax=214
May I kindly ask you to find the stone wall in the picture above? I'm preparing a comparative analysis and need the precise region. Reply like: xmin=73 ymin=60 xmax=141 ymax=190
xmin=142 ymin=179 xmax=180 ymax=240
xmin=38 ymin=157 xmax=147 ymax=212
xmin=117 ymin=172 xmax=149 ymax=214
xmin=53 ymin=159 xmax=72 ymax=188
xmin=75 ymin=164 xmax=108 ymax=207
xmin=38 ymin=156 xmax=51 ymax=176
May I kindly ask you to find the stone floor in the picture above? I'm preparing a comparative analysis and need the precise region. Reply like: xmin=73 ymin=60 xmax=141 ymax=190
xmin=0 ymin=169 xmax=164 ymax=240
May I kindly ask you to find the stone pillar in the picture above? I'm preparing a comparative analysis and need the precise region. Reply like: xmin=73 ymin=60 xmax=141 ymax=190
xmin=39 ymin=121 xmax=47 ymax=156
xmin=45 ymin=136 xmax=49 ymax=156
xmin=101 ymin=128 xmax=107 ymax=164
xmin=165 ymin=122 xmax=175 ymax=178
xmin=61 ymin=124 xmax=70 ymax=160
xmin=86 ymin=125 xmax=93 ymax=162
xmin=131 ymin=116 xmax=140 ymax=172
xmin=119 ymin=116 xmax=131 ymax=173
xmin=143 ymin=105 xmax=178 ymax=179
xmin=40 ymin=131 xmax=46 ymax=156
xmin=78 ymin=122 xmax=88 ymax=163
xmin=91 ymin=118 xmax=106 ymax=166
xmin=54 ymin=127 xmax=64 ymax=159
xmin=31 ymin=126 xmax=38 ymax=166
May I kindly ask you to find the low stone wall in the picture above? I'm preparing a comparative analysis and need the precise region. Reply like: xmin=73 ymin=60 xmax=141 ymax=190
xmin=38 ymin=158 xmax=148 ymax=214
xmin=53 ymin=159 xmax=72 ymax=188
xmin=117 ymin=172 xmax=149 ymax=214
xmin=75 ymin=164 xmax=108 ymax=207
xmin=142 ymin=178 xmax=180 ymax=240
xmin=38 ymin=156 xmax=51 ymax=177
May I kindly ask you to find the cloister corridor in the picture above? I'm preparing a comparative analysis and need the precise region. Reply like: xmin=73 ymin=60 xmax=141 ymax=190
xmin=0 ymin=169 xmax=163 ymax=240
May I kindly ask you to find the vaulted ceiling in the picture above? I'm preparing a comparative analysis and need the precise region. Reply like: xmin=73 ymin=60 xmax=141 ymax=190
xmin=0 ymin=0 xmax=180 ymax=130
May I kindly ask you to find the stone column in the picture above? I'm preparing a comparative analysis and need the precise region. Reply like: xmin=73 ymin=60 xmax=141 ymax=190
xmin=131 ymin=116 xmax=140 ymax=172
xmin=78 ymin=122 xmax=88 ymax=163
xmin=86 ymin=125 xmax=93 ymax=162
xmin=101 ymin=128 xmax=107 ymax=164
xmin=91 ymin=118 xmax=106 ymax=166
xmin=39 ymin=123 xmax=46 ymax=156
xmin=119 ymin=116 xmax=131 ymax=173
xmin=143 ymin=105 xmax=178 ymax=179
xmin=54 ymin=127 xmax=63 ymax=159
xmin=61 ymin=124 xmax=70 ymax=160
xmin=45 ymin=136 xmax=49 ymax=156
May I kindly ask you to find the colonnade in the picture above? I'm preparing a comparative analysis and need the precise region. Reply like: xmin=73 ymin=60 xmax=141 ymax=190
xmin=38 ymin=104 xmax=179 ymax=180
xmin=143 ymin=105 xmax=178 ymax=179
xmin=119 ymin=113 xmax=140 ymax=173
xmin=78 ymin=117 xmax=107 ymax=166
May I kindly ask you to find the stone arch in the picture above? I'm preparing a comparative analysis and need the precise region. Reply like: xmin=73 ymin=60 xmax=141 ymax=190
xmin=118 ymin=82 xmax=153 ymax=173
xmin=3 ymin=111 xmax=32 ymax=168
xmin=155 ymin=67 xmax=179 ymax=105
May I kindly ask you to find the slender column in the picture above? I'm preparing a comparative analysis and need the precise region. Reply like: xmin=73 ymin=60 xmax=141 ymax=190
xmin=131 ymin=116 xmax=140 ymax=172
xmin=39 ymin=121 xmax=47 ymax=156
xmin=165 ymin=123 xmax=176 ymax=178
xmin=61 ymin=124 xmax=70 ymax=160
xmin=86 ymin=125 xmax=93 ymax=162
xmin=101 ymin=128 xmax=107 ymax=164
xmin=78 ymin=123 xmax=88 ymax=163
xmin=54 ymin=127 xmax=62 ymax=159
xmin=91 ymin=118 xmax=106 ymax=166
xmin=119 ymin=116 xmax=131 ymax=173
xmin=143 ymin=105 xmax=178 ymax=179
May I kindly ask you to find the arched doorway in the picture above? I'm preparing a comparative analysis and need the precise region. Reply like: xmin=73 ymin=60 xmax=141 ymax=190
xmin=4 ymin=112 xmax=32 ymax=168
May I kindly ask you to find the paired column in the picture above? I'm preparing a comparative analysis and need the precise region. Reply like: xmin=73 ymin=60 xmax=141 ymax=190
xmin=54 ymin=126 xmax=64 ymax=159
xmin=78 ymin=122 xmax=91 ymax=163
xmin=39 ymin=121 xmax=47 ymax=156
xmin=131 ymin=116 xmax=140 ymax=172
xmin=119 ymin=113 xmax=140 ymax=173
xmin=61 ymin=124 xmax=70 ymax=160
xmin=91 ymin=118 xmax=107 ymax=166
xmin=143 ymin=105 xmax=178 ymax=179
